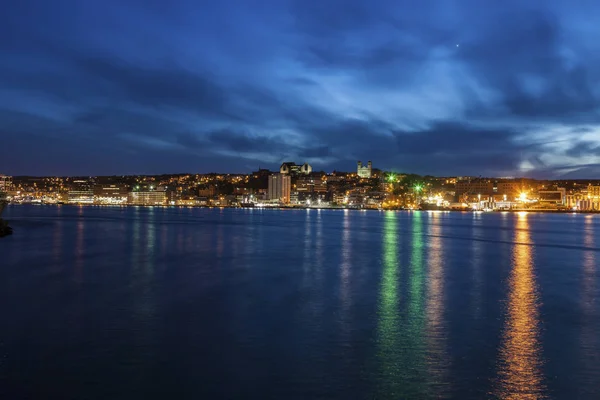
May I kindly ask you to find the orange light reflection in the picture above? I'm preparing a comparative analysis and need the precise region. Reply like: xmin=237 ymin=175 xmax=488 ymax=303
xmin=495 ymin=213 xmax=545 ymax=399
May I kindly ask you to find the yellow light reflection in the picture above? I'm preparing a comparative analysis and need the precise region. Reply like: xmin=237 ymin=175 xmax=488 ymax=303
xmin=495 ymin=213 xmax=545 ymax=399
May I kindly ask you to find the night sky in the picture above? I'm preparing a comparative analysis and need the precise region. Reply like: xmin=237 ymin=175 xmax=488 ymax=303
xmin=1 ymin=0 xmax=599 ymax=177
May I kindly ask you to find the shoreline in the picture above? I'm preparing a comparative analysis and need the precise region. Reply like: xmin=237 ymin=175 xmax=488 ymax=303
xmin=0 ymin=218 xmax=12 ymax=237
xmin=4 ymin=203 xmax=600 ymax=214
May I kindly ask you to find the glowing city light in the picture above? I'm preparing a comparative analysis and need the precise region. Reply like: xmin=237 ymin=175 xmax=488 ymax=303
xmin=519 ymin=192 xmax=528 ymax=202
xmin=414 ymin=184 xmax=423 ymax=192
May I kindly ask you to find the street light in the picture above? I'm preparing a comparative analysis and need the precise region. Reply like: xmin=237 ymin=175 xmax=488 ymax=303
xmin=519 ymin=192 xmax=528 ymax=202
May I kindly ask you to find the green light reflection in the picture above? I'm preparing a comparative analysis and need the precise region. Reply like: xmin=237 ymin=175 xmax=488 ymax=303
xmin=377 ymin=211 xmax=428 ymax=398
xmin=406 ymin=211 xmax=428 ymax=397
xmin=377 ymin=211 xmax=400 ymax=396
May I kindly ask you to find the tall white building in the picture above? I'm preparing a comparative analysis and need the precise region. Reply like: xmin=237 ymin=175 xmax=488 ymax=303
xmin=357 ymin=161 xmax=372 ymax=178
xmin=268 ymin=174 xmax=291 ymax=203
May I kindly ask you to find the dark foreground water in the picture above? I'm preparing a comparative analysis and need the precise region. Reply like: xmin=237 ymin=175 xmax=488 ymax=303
xmin=1 ymin=206 xmax=599 ymax=399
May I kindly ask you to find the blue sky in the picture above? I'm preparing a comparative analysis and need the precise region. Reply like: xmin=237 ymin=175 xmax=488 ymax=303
xmin=1 ymin=0 xmax=599 ymax=177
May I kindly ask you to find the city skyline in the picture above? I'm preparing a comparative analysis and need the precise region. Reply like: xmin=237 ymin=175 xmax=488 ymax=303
xmin=2 ymin=1 xmax=600 ymax=178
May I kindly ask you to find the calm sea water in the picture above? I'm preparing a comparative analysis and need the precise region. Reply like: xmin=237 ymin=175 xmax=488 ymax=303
xmin=1 ymin=205 xmax=599 ymax=399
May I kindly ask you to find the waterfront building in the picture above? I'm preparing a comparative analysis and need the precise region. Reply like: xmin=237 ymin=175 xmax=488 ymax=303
xmin=589 ymin=185 xmax=600 ymax=210
xmin=333 ymin=192 xmax=348 ymax=205
xmin=290 ymin=191 xmax=299 ymax=204
xmin=496 ymin=181 xmax=522 ymax=198
xmin=566 ymin=193 xmax=585 ymax=209
xmin=357 ymin=161 xmax=372 ymax=178
xmin=538 ymin=189 xmax=566 ymax=206
xmin=456 ymin=180 xmax=494 ymax=197
xmin=68 ymin=190 xmax=94 ymax=204
xmin=68 ymin=179 xmax=94 ymax=204
xmin=94 ymin=184 xmax=128 ymax=204
xmin=128 ymin=189 xmax=167 ymax=206
xmin=268 ymin=174 xmax=291 ymax=203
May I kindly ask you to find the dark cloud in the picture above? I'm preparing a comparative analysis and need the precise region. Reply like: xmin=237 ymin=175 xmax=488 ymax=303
xmin=387 ymin=123 xmax=525 ymax=176
xmin=393 ymin=123 xmax=517 ymax=155
xmin=565 ymin=141 xmax=600 ymax=158
xmin=78 ymin=58 xmax=226 ymax=111
xmin=559 ymin=164 xmax=600 ymax=179
xmin=0 ymin=0 xmax=600 ymax=177
xmin=208 ymin=130 xmax=283 ymax=153
xmin=462 ymin=10 xmax=600 ymax=120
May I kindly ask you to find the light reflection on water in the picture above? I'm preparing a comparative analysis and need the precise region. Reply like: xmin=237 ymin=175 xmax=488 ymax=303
xmin=426 ymin=212 xmax=450 ymax=396
xmin=75 ymin=216 xmax=85 ymax=284
xmin=494 ymin=213 xmax=546 ymax=399
xmin=579 ymin=215 xmax=598 ymax=396
xmin=2 ymin=206 xmax=600 ymax=399
xmin=339 ymin=210 xmax=351 ymax=312
xmin=377 ymin=211 xmax=437 ymax=398
xmin=52 ymin=206 xmax=63 ymax=269
xmin=377 ymin=211 xmax=401 ymax=396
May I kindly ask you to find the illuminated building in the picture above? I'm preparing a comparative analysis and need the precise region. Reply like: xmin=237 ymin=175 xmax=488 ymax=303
xmin=94 ymin=184 xmax=128 ymax=204
xmin=268 ymin=173 xmax=291 ymax=203
xmin=538 ymin=189 xmax=566 ymax=206
xmin=128 ymin=188 xmax=167 ymax=205
xmin=68 ymin=190 xmax=94 ymax=204
xmin=357 ymin=160 xmax=372 ymax=178
xmin=198 ymin=185 xmax=216 ymax=198
xmin=299 ymin=163 xmax=312 ymax=175
xmin=456 ymin=180 xmax=494 ymax=197
xmin=0 ymin=174 xmax=12 ymax=192
xmin=280 ymin=162 xmax=312 ymax=175
xmin=296 ymin=176 xmax=327 ymax=193
xmin=290 ymin=191 xmax=299 ymax=204
xmin=333 ymin=193 xmax=348 ymax=205
xmin=68 ymin=180 xmax=94 ymax=204
xmin=566 ymin=193 xmax=585 ymax=209
xmin=589 ymin=185 xmax=600 ymax=210
xmin=496 ymin=181 xmax=521 ymax=199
